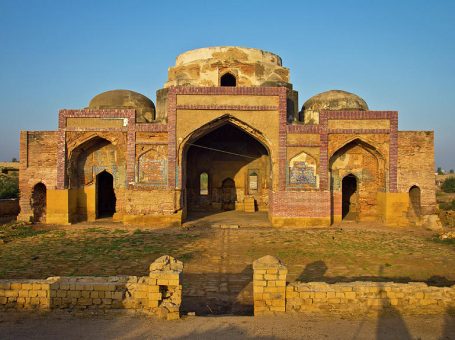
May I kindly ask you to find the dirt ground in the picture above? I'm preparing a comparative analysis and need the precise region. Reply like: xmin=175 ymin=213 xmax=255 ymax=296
xmin=1 ymin=212 xmax=454 ymax=314
xmin=0 ymin=311 xmax=454 ymax=340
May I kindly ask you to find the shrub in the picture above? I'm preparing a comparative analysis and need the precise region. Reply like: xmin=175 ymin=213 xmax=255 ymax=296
xmin=439 ymin=200 xmax=455 ymax=211
xmin=442 ymin=177 xmax=455 ymax=193
xmin=0 ymin=174 xmax=18 ymax=199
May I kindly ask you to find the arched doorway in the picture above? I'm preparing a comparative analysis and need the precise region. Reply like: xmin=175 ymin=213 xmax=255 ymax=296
xmin=408 ymin=185 xmax=421 ymax=218
xmin=221 ymin=178 xmax=236 ymax=210
xmin=96 ymin=171 xmax=116 ymax=218
xmin=31 ymin=183 xmax=46 ymax=223
xmin=184 ymin=122 xmax=270 ymax=218
xmin=329 ymin=139 xmax=385 ymax=223
xmin=342 ymin=174 xmax=358 ymax=220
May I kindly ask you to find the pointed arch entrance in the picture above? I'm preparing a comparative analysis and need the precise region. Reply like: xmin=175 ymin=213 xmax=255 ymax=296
xmin=330 ymin=138 xmax=386 ymax=223
xmin=182 ymin=119 xmax=271 ymax=221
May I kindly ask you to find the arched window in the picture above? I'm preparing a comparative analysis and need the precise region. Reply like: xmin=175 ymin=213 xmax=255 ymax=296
xmin=220 ymin=73 xmax=236 ymax=87
xmin=200 ymin=172 xmax=208 ymax=195
xmin=248 ymin=171 xmax=258 ymax=193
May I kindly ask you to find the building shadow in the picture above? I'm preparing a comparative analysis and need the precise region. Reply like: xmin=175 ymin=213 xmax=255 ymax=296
xmin=374 ymin=265 xmax=412 ymax=340
xmin=296 ymin=260 xmax=454 ymax=287
xmin=442 ymin=306 xmax=455 ymax=340
xmin=181 ymin=265 xmax=253 ymax=316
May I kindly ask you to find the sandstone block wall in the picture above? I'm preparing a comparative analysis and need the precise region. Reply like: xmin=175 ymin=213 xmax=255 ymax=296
xmin=252 ymin=256 xmax=455 ymax=317
xmin=253 ymin=255 xmax=288 ymax=315
xmin=0 ymin=256 xmax=183 ymax=320
xmin=286 ymin=281 xmax=455 ymax=316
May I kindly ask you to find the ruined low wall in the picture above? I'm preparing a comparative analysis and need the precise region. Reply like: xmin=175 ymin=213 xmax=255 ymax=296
xmin=0 ymin=256 xmax=182 ymax=320
xmin=253 ymin=256 xmax=455 ymax=316
xmin=0 ymin=199 xmax=19 ymax=223
xmin=286 ymin=281 xmax=455 ymax=315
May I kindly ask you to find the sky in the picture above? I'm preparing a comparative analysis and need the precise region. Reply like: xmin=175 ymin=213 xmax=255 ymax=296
xmin=0 ymin=0 xmax=454 ymax=169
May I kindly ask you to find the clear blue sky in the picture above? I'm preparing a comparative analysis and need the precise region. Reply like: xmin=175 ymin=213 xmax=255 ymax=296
xmin=0 ymin=0 xmax=454 ymax=169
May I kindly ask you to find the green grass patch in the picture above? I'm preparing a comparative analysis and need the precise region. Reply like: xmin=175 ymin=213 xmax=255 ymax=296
xmin=0 ymin=222 xmax=49 ymax=242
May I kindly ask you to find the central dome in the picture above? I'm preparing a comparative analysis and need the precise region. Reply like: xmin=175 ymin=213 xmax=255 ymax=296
xmin=165 ymin=46 xmax=290 ymax=88
xmin=88 ymin=90 xmax=155 ymax=123
xmin=175 ymin=46 xmax=283 ymax=66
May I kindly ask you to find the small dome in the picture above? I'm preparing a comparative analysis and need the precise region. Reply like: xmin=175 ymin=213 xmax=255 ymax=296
xmin=89 ymin=90 xmax=155 ymax=123
xmin=303 ymin=90 xmax=368 ymax=113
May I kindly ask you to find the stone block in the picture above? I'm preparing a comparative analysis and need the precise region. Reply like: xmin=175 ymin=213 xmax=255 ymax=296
xmin=148 ymin=292 xmax=162 ymax=301
xmin=0 ymin=282 xmax=11 ymax=290
xmin=69 ymin=291 xmax=81 ymax=298
xmin=272 ymin=300 xmax=285 ymax=307
xmin=345 ymin=292 xmax=356 ymax=299
xmin=60 ymin=284 xmax=70 ymax=290
xmin=148 ymin=300 xmax=159 ymax=308
xmin=112 ymin=292 xmax=123 ymax=300
xmin=94 ymin=284 xmax=115 ymax=291
xmin=30 ymin=297 xmax=40 ymax=305
xmin=149 ymin=255 xmax=183 ymax=272
xmin=78 ymin=298 xmax=92 ymax=306
xmin=56 ymin=291 xmax=67 ymax=298
xmin=11 ymin=283 xmax=22 ymax=290
xmin=18 ymin=290 xmax=29 ymax=298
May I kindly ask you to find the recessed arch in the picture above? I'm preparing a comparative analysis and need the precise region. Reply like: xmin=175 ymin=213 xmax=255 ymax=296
xmin=220 ymin=72 xmax=237 ymax=86
xmin=181 ymin=117 xmax=271 ymax=220
xmin=179 ymin=115 xmax=273 ymax=162
xmin=329 ymin=138 xmax=386 ymax=223
xmin=288 ymin=150 xmax=319 ymax=188
xmin=329 ymin=137 xmax=385 ymax=163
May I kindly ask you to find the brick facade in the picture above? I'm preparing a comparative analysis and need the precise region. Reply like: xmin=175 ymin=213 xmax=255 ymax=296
xmin=18 ymin=47 xmax=438 ymax=227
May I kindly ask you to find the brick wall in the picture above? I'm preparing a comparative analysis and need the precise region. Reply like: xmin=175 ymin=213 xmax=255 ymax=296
xmin=398 ymin=131 xmax=436 ymax=215
xmin=18 ymin=131 xmax=59 ymax=221
xmin=269 ymin=190 xmax=330 ymax=217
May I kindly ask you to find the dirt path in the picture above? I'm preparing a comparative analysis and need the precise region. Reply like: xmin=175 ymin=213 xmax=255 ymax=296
xmin=0 ymin=312 xmax=454 ymax=340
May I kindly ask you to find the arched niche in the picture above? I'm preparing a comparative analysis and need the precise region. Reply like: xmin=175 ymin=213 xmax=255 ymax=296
xmin=288 ymin=151 xmax=318 ymax=188
xmin=329 ymin=138 xmax=386 ymax=222
xmin=137 ymin=145 xmax=168 ymax=186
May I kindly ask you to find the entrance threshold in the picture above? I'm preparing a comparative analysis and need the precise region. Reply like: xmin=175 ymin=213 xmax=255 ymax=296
xmin=183 ymin=210 xmax=271 ymax=228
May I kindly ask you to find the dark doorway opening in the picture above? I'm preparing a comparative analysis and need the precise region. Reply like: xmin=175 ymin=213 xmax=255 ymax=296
xmin=220 ymin=73 xmax=236 ymax=86
xmin=96 ymin=171 xmax=116 ymax=218
xmin=342 ymin=174 xmax=358 ymax=220
xmin=221 ymin=177 xmax=236 ymax=210
xmin=409 ymin=185 xmax=421 ymax=218
xmin=31 ymin=182 xmax=46 ymax=223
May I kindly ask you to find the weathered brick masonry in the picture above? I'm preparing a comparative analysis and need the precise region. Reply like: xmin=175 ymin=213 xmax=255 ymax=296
xmin=18 ymin=46 xmax=439 ymax=228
